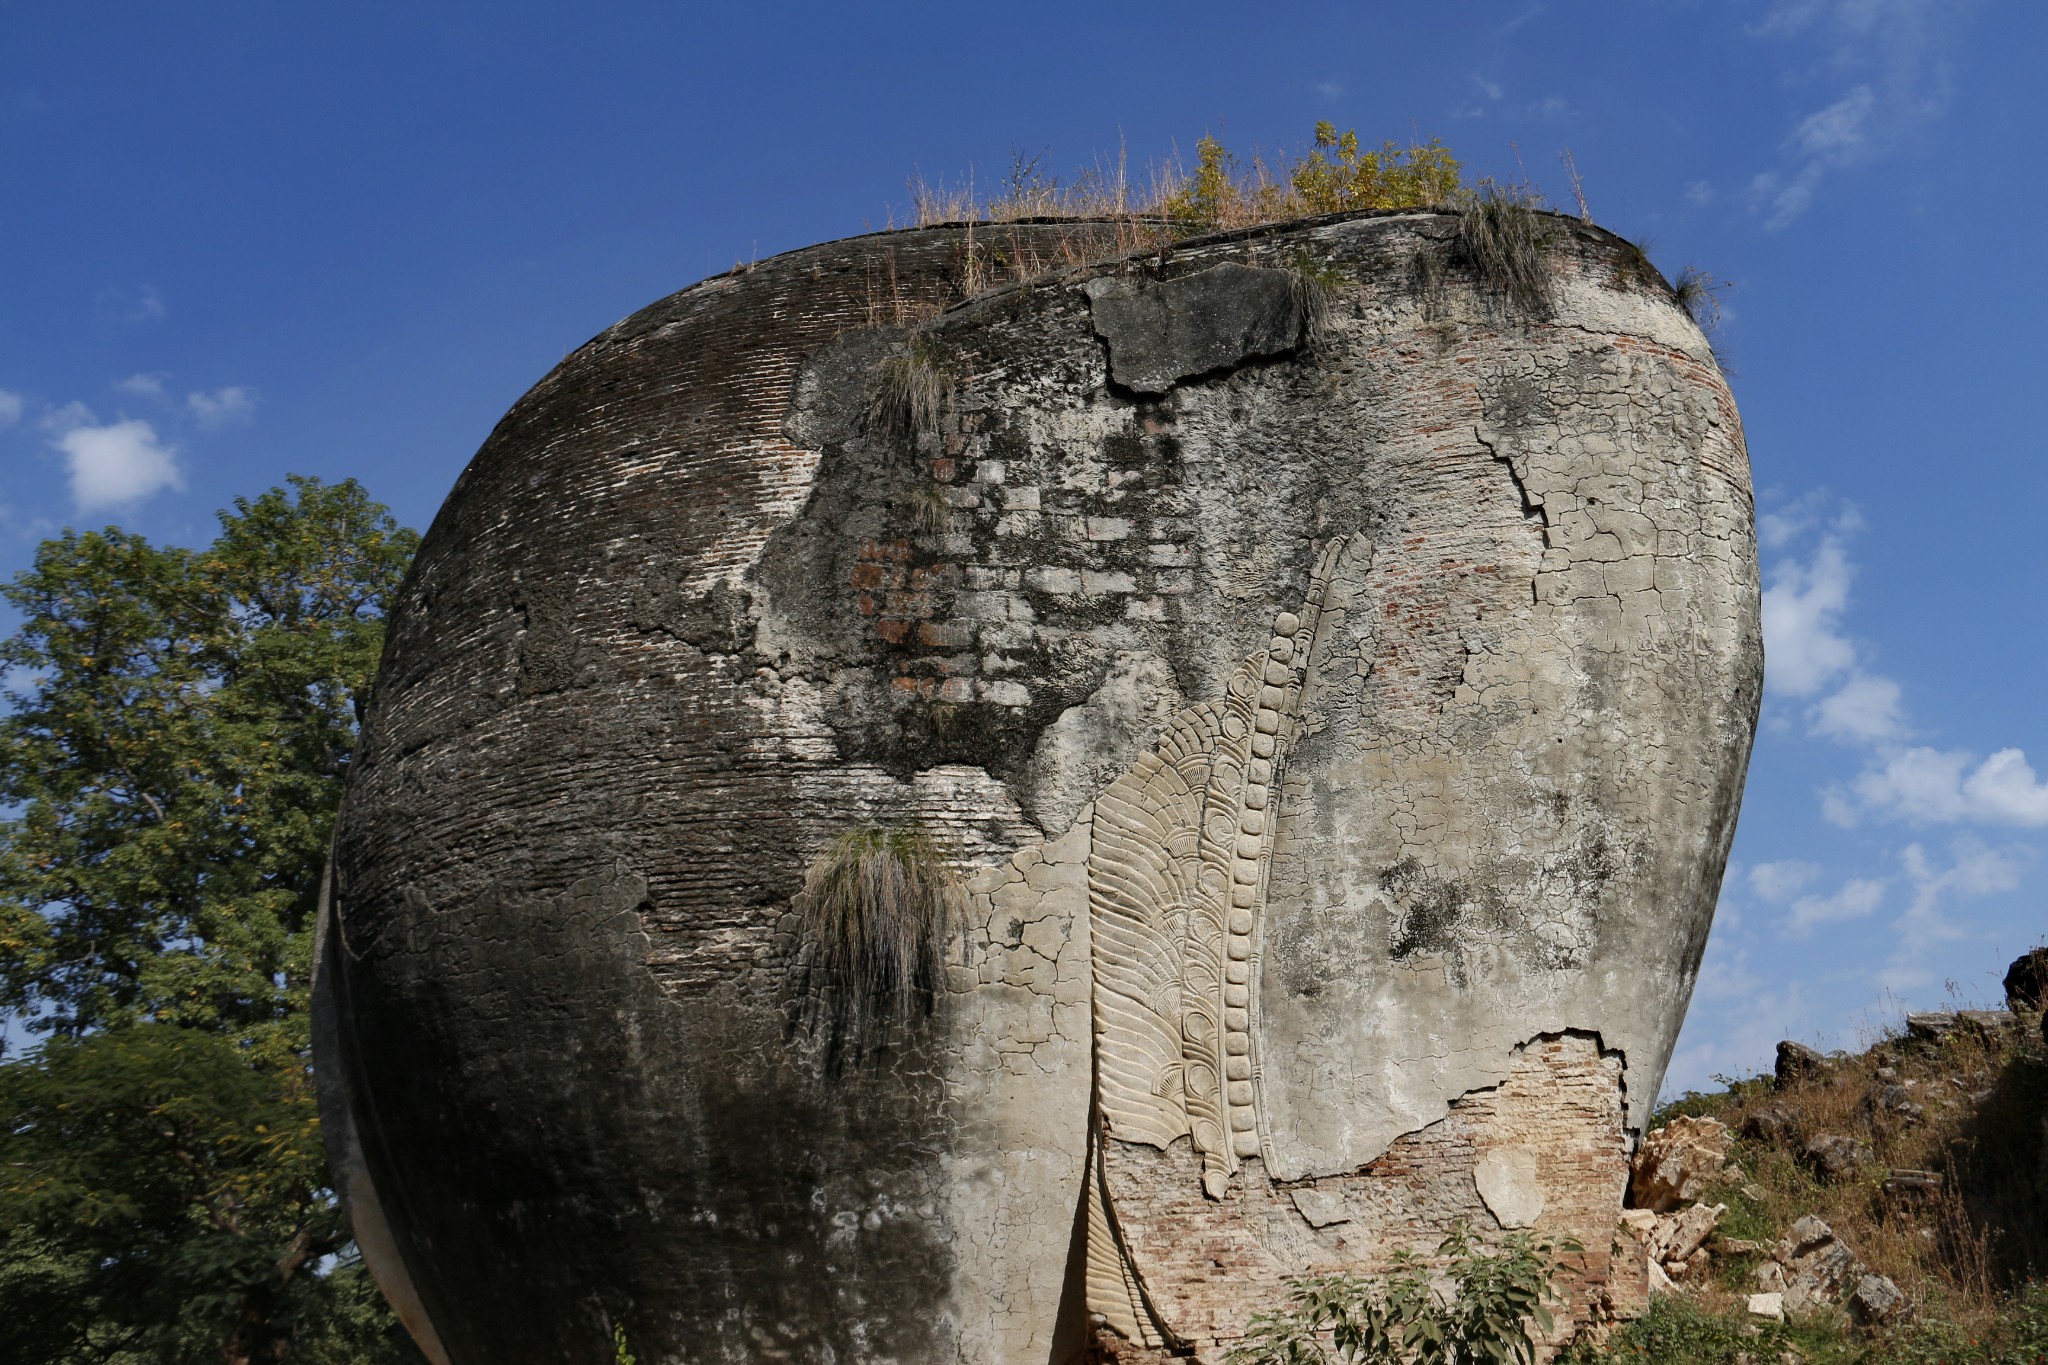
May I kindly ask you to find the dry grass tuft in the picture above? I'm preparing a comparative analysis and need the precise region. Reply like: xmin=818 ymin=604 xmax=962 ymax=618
xmin=786 ymin=823 xmax=961 ymax=1074
xmin=1287 ymin=250 xmax=1347 ymax=353
xmin=869 ymin=338 xmax=948 ymax=445
xmin=1671 ymin=264 xmax=1732 ymax=337
xmin=1452 ymin=179 xmax=1558 ymax=317
xmin=887 ymin=124 xmax=1470 ymax=307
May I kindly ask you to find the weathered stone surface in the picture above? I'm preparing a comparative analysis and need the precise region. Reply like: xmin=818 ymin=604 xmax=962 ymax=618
xmin=1630 ymin=1115 xmax=1732 ymax=1212
xmin=2004 ymin=947 xmax=2048 ymax=1012
xmin=1474 ymin=1146 xmax=1547 ymax=1229
xmin=1768 ymin=1216 xmax=1899 ymax=1319
xmin=316 ymin=207 xmax=1758 ymax=1363
xmin=1779 ymin=1213 xmax=1836 ymax=1262
xmin=1082 ymin=263 xmax=1302 ymax=394
xmin=1852 ymin=1273 xmax=1907 ymax=1323
xmin=1908 ymin=1010 xmax=1960 ymax=1041
xmin=1775 ymin=1039 xmax=1828 ymax=1086
xmin=1803 ymin=1133 xmax=1875 ymax=1182
xmin=1747 ymin=1291 xmax=1785 ymax=1320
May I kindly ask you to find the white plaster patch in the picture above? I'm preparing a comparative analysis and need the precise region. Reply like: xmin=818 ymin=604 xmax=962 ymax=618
xmin=1289 ymin=1186 xmax=1352 ymax=1228
xmin=1473 ymin=1146 xmax=1546 ymax=1229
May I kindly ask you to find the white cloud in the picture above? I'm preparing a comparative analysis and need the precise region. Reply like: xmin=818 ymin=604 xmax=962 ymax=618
xmin=1684 ymin=180 xmax=1716 ymax=207
xmin=1791 ymin=83 xmax=1877 ymax=160
xmin=1750 ymin=0 xmax=1969 ymax=227
xmin=1750 ymin=859 xmax=1820 ymax=902
xmin=1880 ymin=836 xmax=2024 ymax=987
xmin=1786 ymin=875 xmax=1886 ymax=934
xmin=98 ymin=284 xmax=165 ymax=324
xmin=114 ymin=372 xmax=169 ymax=400
xmin=1665 ymin=936 xmax=1816 ymax=1093
xmin=54 ymin=418 xmax=184 ymax=513
xmin=1812 ymin=673 xmax=1904 ymax=742
xmin=186 ymin=385 xmax=256 ymax=428
xmin=1762 ymin=533 xmax=1856 ymax=696
xmin=0 ymin=389 xmax=21 ymax=426
xmin=1760 ymin=505 xmax=1912 ymax=746
xmin=1851 ymin=746 xmax=2048 ymax=827
xmin=41 ymin=400 xmax=96 ymax=434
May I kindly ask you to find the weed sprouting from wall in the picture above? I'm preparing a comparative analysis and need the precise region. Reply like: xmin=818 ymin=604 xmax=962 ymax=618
xmin=787 ymin=822 xmax=961 ymax=1074
xmin=1608 ymin=236 xmax=1667 ymax=294
xmin=1671 ymin=264 xmax=1731 ymax=336
xmin=1453 ymin=180 xmax=1557 ymax=317
xmin=1287 ymin=250 xmax=1347 ymax=353
xmin=869 ymin=337 xmax=948 ymax=445
xmin=906 ymin=480 xmax=951 ymax=537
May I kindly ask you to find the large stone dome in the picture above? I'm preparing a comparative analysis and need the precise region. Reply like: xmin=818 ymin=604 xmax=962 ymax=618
xmin=316 ymin=209 xmax=1761 ymax=1364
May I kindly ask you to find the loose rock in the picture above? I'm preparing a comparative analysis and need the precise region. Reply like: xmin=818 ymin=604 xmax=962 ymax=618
xmin=1631 ymin=1115 xmax=1732 ymax=1212
xmin=1801 ymin=1133 xmax=1874 ymax=1182
xmin=1647 ymin=1202 xmax=1725 ymax=1265
xmin=1747 ymin=1291 xmax=1785 ymax=1321
xmin=1882 ymin=1168 xmax=1944 ymax=1203
xmin=1779 ymin=1214 xmax=1836 ymax=1262
xmin=1907 ymin=1011 xmax=1959 ymax=1042
xmin=1959 ymin=1008 xmax=2015 ymax=1035
xmin=1742 ymin=1106 xmax=1800 ymax=1146
xmin=1851 ymin=1273 xmax=1907 ymax=1323
xmin=1775 ymin=1039 xmax=1828 ymax=1087
xmin=2005 ymin=947 xmax=2048 ymax=1012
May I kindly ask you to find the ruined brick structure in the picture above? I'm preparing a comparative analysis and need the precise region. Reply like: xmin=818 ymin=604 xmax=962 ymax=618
xmin=314 ymin=208 xmax=1761 ymax=1364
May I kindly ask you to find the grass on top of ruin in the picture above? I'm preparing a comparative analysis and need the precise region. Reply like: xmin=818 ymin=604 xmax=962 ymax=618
xmin=897 ymin=123 xmax=1472 ymax=236
xmin=862 ymin=127 xmax=1728 ymax=345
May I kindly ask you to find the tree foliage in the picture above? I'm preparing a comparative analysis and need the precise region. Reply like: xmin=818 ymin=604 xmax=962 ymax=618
xmin=0 ymin=477 xmax=422 ymax=1365
xmin=1228 ymin=1225 xmax=1577 ymax=1365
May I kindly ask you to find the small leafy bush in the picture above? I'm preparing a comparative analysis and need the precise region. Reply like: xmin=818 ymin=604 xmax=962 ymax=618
xmin=1883 ymin=1281 xmax=2048 ymax=1364
xmin=1289 ymin=123 xmax=1464 ymax=216
xmin=1227 ymin=1225 xmax=1576 ymax=1365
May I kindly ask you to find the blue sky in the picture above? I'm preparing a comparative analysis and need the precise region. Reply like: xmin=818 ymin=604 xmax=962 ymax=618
xmin=3 ymin=1 xmax=2040 ymax=1096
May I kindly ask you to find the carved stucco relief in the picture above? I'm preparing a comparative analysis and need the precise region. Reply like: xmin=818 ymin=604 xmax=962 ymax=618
xmin=1081 ymin=540 xmax=1351 ymax=1339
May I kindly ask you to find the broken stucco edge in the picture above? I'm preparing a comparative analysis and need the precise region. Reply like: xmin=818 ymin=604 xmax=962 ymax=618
xmin=1262 ymin=1024 xmax=1630 ymax=1187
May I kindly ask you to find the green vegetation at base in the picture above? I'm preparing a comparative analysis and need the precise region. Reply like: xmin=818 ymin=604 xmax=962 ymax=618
xmin=1228 ymin=1224 xmax=1578 ymax=1365
xmin=0 ymin=477 xmax=421 ymax=1365
xmin=1566 ymin=1283 xmax=2048 ymax=1365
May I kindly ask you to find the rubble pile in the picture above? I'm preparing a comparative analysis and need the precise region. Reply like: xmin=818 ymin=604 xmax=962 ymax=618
xmin=1617 ymin=1114 xmax=1907 ymax=1327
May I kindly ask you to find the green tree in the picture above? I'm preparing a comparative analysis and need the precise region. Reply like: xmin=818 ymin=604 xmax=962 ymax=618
xmin=0 ymin=477 xmax=422 ymax=1365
